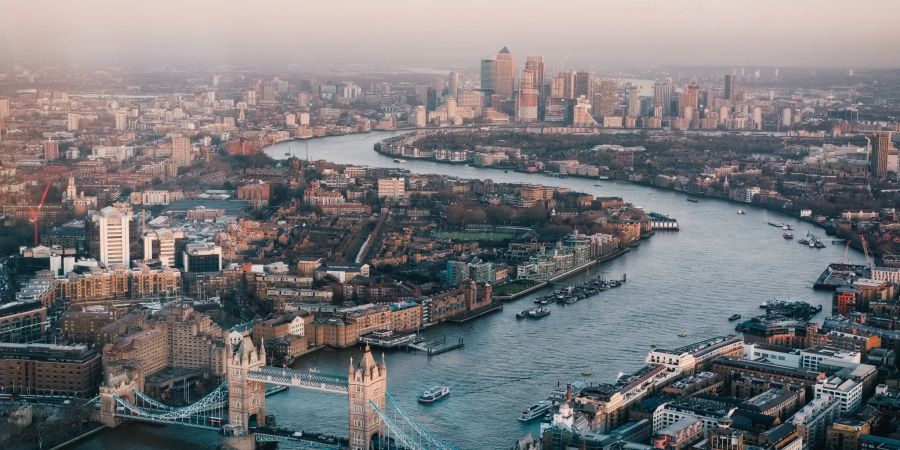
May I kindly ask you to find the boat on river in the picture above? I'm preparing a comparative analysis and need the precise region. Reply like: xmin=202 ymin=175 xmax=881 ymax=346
xmin=417 ymin=386 xmax=450 ymax=403
xmin=519 ymin=401 xmax=553 ymax=421
xmin=686 ymin=198 xmax=699 ymax=203
xmin=728 ymin=314 xmax=742 ymax=321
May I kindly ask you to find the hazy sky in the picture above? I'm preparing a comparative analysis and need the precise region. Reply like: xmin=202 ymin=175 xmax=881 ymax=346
xmin=2 ymin=0 xmax=900 ymax=69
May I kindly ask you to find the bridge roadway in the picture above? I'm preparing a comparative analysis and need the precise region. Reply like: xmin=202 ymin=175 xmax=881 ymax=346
xmin=255 ymin=426 xmax=348 ymax=448
xmin=247 ymin=366 xmax=349 ymax=394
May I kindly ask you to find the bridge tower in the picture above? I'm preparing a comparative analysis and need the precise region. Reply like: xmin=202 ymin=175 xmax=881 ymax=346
xmin=348 ymin=344 xmax=386 ymax=450
xmin=98 ymin=365 xmax=143 ymax=428
xmin=225 ymin=336 xmax=268 ymax=436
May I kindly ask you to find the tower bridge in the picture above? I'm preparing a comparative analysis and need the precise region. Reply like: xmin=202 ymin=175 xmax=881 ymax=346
xmin=96 ymin=337 xmax=456 ymax=450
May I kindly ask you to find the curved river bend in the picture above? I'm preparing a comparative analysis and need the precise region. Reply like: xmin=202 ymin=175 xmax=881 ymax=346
xmin=74 ymin=131 xmax=864 ymax=450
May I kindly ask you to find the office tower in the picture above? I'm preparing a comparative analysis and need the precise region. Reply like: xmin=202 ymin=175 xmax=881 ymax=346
xmin=426 ymin=87 xmax=438 ymax=112
xmin=516 ymin=68 xmax=539 ymax=123
xmin=574 ymin=72 xmax=593 ymax=99
xmin=724 ymin=74 xmax=736 ymax=100
xmin=183 ymin=243 xmax=223 ymax=273
xmin=546 ymin=72 xmax=570 ymax=123
xmin=872 ymin=131 xmax=892 ymax=179
xmin=480 ymin=57 xmax=495 ymax=101
xmin=562 ymin=71 xmax=577 ymax=100
xmin=594 ymin=80 xmax=617 ymax=117
xmin=448 ymin=71 xmax=460 ymax=99
xmin=93 ymin=206 xmax=132 ymax=267
xmin=0 ymin=98 xmax=9 ymax=119
xmin=171 ymin=136 xmax=192 ymax=167
xmin=653 ymin=78 xmax=674 ymax=116
xmin=493 ymin=47 xmax=516 ymax=99
xmin=44 ymin=140 xmax=59 ymax=161
xmin=525 ymin=56 xmax=545 ymax=117
xmin=212 ymin=75 xmax=219 ymax=86
xmin=627 ymin=85 xmax=641 ymax=117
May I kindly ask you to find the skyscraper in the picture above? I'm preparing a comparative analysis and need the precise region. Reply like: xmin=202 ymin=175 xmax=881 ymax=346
xmin=493 ymin=47 xmax=516 ymax=99
xmin=653 ymin=78 xmax=674 ymax=116
xmin=448 ymin=71 xmax=460 ymax=99
xmin=93 ymin=206 xmax=132 ymax=267
xmin=516 ymin=68 xmax=539 ymax=123
xmin=627 ymin=86 xmax=641 ymax=117
xmin=872 ymin=131 xmax=892 ymax=179
xmin=574 ymin=72 xmax=593 ymax=99
xmin=480 ymin=56 xmax=495 ymax=102
xmin=724 ymin=74 xmax=736 ymax=100
xmin=594 ymin=80 xmax=617 ymax=117
xmin=525 ymin=56 xmax=545 ymax=118
xmin=0 ymin=98 xmax=9 ymax=120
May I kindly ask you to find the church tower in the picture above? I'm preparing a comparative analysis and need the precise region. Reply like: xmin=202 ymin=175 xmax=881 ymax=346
xmin=226 ymin=337 xmax=267 ymax=435
xmin=65 ymin=176 xmax=77 ymax=201
xmin=348 ymin=344 xmax=386 ymax=450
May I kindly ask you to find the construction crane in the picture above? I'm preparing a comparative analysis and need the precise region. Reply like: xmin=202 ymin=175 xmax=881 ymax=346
xmin=28 ymin=181 xmax=52 ymax=246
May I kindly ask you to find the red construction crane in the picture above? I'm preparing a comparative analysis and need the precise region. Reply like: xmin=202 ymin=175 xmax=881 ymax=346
xmin=28 ymin=182 xmax=52 ymax=246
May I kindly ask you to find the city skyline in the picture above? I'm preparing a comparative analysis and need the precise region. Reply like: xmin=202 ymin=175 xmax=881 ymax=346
xmin=3 ymin=0 xmax=900 ymax=69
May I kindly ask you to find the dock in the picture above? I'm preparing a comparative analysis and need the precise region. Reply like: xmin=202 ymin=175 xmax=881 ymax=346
xmin=408 ymin=336 xmax=465 ymax=356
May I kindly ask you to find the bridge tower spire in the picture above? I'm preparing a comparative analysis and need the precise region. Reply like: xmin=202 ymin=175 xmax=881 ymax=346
xmin=348 ymin=344 xmax=386 ymax=450
xmin=225 ymin=336 xmax=268 ymax=436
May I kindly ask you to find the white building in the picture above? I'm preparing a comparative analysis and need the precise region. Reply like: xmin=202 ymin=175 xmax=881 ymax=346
xmin=744 ymin=342 xmax=802 ymax=368
xmin=93 ymin=206 xmax=132 ymax=267
xmin=814 ymin=375 xmax=863 ymax=413
xmin=800 ymin=346 xmax=861 ymax=371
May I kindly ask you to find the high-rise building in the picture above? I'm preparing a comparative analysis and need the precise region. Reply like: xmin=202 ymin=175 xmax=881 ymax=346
xmin=723 ymin=74 xmax=736 ymax=100
xmin=594 ymin=80 xmax=617 ymax=117
xmin=480 ymin=57 xmax=496 ymax=101
xmin=627 ymin=85 xmax=641 ymax=117
xmin=572 ymin=96 xmax=597 ymax=127
xmin=448 ymin=71 xmax=460 ymax=99
xmin=171 ymin=136 xmax=192 ymax=167
xmin=92 ymin=206 xmax=132 ymax=268
xmin=575 ymin=72 xmax=593 ymax=99
xmin=525 ymin=56 xmax=545 ymax=118
xmin=493 ymin=47 xmax=516 ymax=99
xmin=44 ymin=139 xmax=59 ymax=161
xmin=114 ymin=111 xmax=127 ymax=130
xmin=653 ymin=78 xmax=674 ymax=116
xmin=412 ymin=105 xmax=427 ymax=128
xmin=0 ymin=98 xmax=10 ymax=120
xmin=872 ymin=131 xmax=892 ymax=179
xmin=516 ymin=68 xmax=539 ymax=123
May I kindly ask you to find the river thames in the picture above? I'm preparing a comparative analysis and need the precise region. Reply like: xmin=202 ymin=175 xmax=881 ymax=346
xmin=74 ymin=131 xmax=865 ymax=450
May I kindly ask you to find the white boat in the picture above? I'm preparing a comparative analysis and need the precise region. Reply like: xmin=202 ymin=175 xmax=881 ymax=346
xmin=417 ymin=386 xmax=450 ymax=403
xmin=393 ymin=158 xmax=406 ymax=163
xmin=737 ymin=209 xmax=745 ymax=215
xmin=518 ymin=400 xmax=552 ymax=421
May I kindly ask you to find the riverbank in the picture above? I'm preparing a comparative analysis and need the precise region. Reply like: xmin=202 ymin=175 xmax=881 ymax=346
xmin=48 ymin=424 xmax=106 ymax=450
